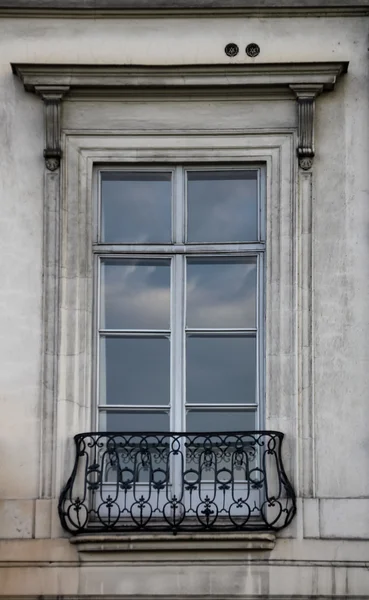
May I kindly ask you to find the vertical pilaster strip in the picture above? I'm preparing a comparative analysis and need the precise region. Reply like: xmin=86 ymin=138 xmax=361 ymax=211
xmin=35 ymin=86 xmax=69 ymax=171
xmin=290 ymin=84 xmax=323 ymax=170
xmin=39 ymin=170 xmax=61 ymax=501
xmin=291 ymin=84 xmax=322 ymax=498
xmin=298 ymin=171 xmax=315 ymax=498
xmin=36 ymin=87 xmax=68 ymax=506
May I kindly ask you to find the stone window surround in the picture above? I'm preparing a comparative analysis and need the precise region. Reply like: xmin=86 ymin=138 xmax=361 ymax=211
xmin=11 ymin=62 xmax=347 ymax=547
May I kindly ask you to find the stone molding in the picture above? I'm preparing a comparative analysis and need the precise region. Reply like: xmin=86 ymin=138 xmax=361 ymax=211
xmin=0 ymin=0 xmax=369 ymax=17
xmin=12 ymin=62 xmax=348 ymax=171
xmin=298 ymin=172 xmax=315 ymax=497
xmin=4 ymin=597 xmax=369 ymax=600
xmin=2 ymin=0 xmax=369 ymax=5
xmin=35 ymin=86 xmax=70 ymax=171
xmin=12 ymin=62 xmax=348 ymax=92
xmin=290 ymin=84 xmax=324 ymax=170
xmin=70 ymin=532 xmax=276 ymax=559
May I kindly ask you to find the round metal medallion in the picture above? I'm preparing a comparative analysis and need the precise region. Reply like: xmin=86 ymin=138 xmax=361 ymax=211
xmin=246 ymin=43 xmax=260 ymax=57
xmin=225 ymin=43 xmax=239 ymax=57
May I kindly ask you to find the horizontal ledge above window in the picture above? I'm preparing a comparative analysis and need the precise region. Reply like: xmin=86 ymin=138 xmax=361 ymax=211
xmin=11 ymin=62 xmax=348 ymax=94
xmin=69 ymin=531 xmax=276 ymax=559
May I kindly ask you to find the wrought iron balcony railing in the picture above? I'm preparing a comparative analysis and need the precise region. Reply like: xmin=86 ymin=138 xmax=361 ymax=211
xmin=58 ymin=431 xmax=296 ymax=534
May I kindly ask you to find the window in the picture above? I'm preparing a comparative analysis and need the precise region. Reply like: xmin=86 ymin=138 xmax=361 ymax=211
xmin=14 ymin=61 xmax=345 ymax=536
xmin=95 ymin=165 xmax=265 ymax=434
xmin=57 ymin=135 xmax=297 ymax=534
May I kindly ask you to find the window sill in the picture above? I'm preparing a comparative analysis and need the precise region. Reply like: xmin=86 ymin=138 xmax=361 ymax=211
xmin=69 ymin=531 xmax=276 ymax=561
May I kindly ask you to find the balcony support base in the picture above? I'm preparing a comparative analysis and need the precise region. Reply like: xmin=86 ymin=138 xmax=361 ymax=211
xmin=70 ymin=532 xmax=276 ymax=560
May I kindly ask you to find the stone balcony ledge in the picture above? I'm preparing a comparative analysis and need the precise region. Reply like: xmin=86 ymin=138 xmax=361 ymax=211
xmin=70 ymin=531 xmax=276 ymax=561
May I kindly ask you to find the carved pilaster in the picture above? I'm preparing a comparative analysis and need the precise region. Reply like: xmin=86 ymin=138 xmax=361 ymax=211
xmin=290 ymin=84 xmax=324 ymax=170
xmin=35 ymin=86 xmax=70 ymax=171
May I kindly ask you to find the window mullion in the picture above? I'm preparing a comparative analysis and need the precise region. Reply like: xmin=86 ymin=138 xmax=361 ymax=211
xmin=256 ymin=252 xmax=264 ymax=430
xmin=172 ymin=166 xmax=186 ymax=432
xmin=171 ymin=253 xmax=185 ymax=433
xmin=95 ymin=255 xmax=102 ymax=429
xmin=173 ymin=165 xmax=185 ymax=244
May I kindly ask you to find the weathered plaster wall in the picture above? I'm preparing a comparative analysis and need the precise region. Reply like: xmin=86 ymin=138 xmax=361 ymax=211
xmin=0 ymin=12 xmax=368 ymax=598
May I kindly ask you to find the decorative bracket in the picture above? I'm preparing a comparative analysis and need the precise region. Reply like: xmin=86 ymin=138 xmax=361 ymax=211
xmin=12 ymin=62 xmax=348 ymax=171
xmin=35 ymin=86 xmax=70 ymax=171
xmin=290 ymin=84 xmax=324 ymax=170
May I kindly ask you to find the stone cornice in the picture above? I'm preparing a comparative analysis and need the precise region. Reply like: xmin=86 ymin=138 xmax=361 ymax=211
xmin=0 ymin=0 xmax=368 ymax=9
xmin=12 ymin=62 xmax=348 ymax=94
xmin=12 ymin=61 xmax=348 ymax=171
xmin=0 ymin=0 xmax=369 ymax=16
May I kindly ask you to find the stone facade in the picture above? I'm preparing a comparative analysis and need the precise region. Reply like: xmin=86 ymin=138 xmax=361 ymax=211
xmin=0 ymin=2 xmax=369 ymax=598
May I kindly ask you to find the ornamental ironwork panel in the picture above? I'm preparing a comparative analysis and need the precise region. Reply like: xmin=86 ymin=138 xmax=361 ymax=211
xmin=58 ymin=431 xmax=296 ymax=534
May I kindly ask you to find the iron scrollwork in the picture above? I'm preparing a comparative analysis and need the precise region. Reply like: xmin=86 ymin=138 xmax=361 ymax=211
xmin=58 ymin=431 xmax=296 ymax=535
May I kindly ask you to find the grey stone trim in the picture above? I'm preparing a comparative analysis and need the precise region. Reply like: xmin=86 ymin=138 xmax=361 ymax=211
xmin=7 ymin=597 xmax=369 ymax=600
xmin=290 ymin=84 xmax=324 ymax=170
xmin=39 ymin=172 xmax=61 ymax=499
xmin=70 ymin=532 xmax=276 ymax=556
xmin=298 ymin=171 xmax=315 ymax=497
xmin=12 ymin=62 xmax=348 ymax=93
xmin=0 ymin=0 xmax=368 ymax=8
xmin=12 ymin=62 xmax=348 ymax=172
xmin=35 ymin=86 xmax=70 ymax=171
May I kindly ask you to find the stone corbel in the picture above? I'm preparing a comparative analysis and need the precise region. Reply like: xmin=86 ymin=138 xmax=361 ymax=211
xmin=35 ymin=86 xmax=70 ymax=171
xmin=290 ymin=84 xmax=324 ymax=170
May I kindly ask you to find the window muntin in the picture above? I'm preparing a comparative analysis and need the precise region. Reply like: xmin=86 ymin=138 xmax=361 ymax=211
xmin=96 ymin=165 xmax=264 ymax=433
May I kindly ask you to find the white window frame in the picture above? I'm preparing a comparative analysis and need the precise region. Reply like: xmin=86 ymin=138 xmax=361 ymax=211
xmin=93 ymin=164 xmax=266 ymax=434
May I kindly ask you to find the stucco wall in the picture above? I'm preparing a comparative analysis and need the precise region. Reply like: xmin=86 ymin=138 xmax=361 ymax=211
xmin=0 ymin=12 xmax=368 ymax=598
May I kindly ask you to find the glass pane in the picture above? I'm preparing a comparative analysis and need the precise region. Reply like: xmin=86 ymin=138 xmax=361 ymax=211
xmin=101 ymin=171 xmax=172 ymax=243
xmin=100 ymin=410 xmax=169 ymax=432
xmin=186 ymin=170 xmax=258 ymax=242
xmin=186 ymin=334 xmax=256 ymax=404
xmin=187 ymin=257 xmax=257 ymax=328
xmin=100 ymin=258 xmax=171 ymax=330
xmin=186 ymin=409 xmax=257 ymax=432
xmin=100 ymin=336 xmax=170 ymax=405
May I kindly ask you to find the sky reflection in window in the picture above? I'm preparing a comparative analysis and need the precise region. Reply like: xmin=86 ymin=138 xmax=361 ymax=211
xmin=101 ymin=171 xmax=172 ymax=243
xmin=187 ymin=170 xmax=258 ymax=243
xmin=100 ymin=258 xmax=171 ymax=330
xmin=186 ymin=257 xmax=257 ymax=329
